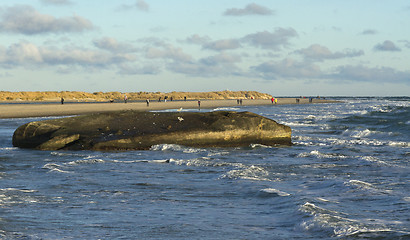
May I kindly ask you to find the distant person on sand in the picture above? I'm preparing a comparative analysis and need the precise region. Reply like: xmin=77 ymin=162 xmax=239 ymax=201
xmin=271 ymin=97 xmax=274 ymax=104
xmin=198 ymin=100 xmax=201 ymax=110
xmin=124 ymin=95 xmax=128 ymax=103
xmin=184 ymin=96 xmax=187 ymax=101
xmin=239 ymin=99 xmax=242 ymax=105
xmin=61 ymin=97 xmax=64 ymax=105
xmin=275 ymin=98 xmax=278 ymax=104
xmin=146 ymin=99 xmax=149 ymax=107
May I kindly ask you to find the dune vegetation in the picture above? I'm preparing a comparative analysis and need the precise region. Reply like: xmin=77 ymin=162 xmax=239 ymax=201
xmin=0 ymin=91 xmax=272 ymax=102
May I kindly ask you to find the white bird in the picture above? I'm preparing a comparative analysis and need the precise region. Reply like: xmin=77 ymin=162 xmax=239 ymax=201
xmin=177 ymin=117 xmax=184 ymax=122
xmin=177 ymin=108 xmax=183 ymax=112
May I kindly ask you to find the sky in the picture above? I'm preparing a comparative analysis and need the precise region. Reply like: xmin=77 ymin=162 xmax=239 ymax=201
xmin=0 ymin=0 xmax=409 ymax=96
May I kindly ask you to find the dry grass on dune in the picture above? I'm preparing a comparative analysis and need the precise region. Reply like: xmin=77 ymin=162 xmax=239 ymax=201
xmin=0 ymin=91 xmax=272 ymax=102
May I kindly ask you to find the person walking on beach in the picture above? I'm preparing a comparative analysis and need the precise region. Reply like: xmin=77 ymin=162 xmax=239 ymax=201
xmin=275 ymin=98 xmax=278 ymax=104
xmin=271 ymin=97 xmax=274 ymax=104
xmin=124 ymin=94 xmax=128 ymax=103
xmin=61 ymin=97 xmax=64 ymax=105
xmin=146 ymin=99 xmax=150 ymax=107
xmin=198 ymin=100 xmax=201 ymax=110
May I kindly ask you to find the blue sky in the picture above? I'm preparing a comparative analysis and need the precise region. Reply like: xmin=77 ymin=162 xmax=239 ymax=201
xmin=0 ymin=0 xmax=409 ymax=96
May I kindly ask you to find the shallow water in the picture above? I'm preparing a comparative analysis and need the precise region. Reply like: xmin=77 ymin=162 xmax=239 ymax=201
xmin=1 ymin=97 xmax=409 ymax=239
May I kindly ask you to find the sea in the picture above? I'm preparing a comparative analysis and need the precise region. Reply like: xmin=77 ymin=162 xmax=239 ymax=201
xmin=0 ymin=97 xmax=409 ymax=240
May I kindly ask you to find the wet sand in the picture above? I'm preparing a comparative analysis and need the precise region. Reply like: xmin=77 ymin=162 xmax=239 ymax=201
xmin=0 ymin=98 xmax=337 ymax=118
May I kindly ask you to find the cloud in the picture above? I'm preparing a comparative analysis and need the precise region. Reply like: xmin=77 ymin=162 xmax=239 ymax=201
xmin=360 ymin=29 xmax=377 ymax=35
xmin=145 ymin=44 xmax=193 ymax=62
xmin=186 ymin=34 xmax=211 ymax=45
xmin=252 ymin=58 xmax=322 ymax=80
xmin=119 ymin=0 xmax=149 ymax=12
xmin=0 ymin=5 xmax=94 ymax=35
xmin=0 ymin=41 xmax=136 ymax=70
xmin=169 ymin=53 xmax=243 ymax=77
xmin=118 ymin=63 xmax=160 ymax=75
xmin=203 ymin=39 xmax=242 ymax=51
xmin=296 ymin=44 xmax=364 ymax=61
xmin=224 ymin=3 xmax=274 ymax=16
xmin=136 ymin=0 xmax=149 ymax=11
xmin=40 ymin=0 xmax=73 ymax=5
xmin=373 ymin=40 xmax=401 ymax=52
xmin=93 ymin=37 xmax=137 ymax=53
xmin=329 ymin=65 xmax=410 ymax=83
xmin=242 ymin=28 xmax=298 ymax=50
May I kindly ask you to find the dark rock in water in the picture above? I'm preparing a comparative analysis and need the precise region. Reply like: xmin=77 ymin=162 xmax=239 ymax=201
xmin=12 ymin=111 xmax=291 ymax=151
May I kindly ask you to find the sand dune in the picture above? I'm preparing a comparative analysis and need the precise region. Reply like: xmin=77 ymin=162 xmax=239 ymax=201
xmin=0 ymin=90 xmax=272 ymax=102
xmin=0 ymin=98 xmax=336 ymax=118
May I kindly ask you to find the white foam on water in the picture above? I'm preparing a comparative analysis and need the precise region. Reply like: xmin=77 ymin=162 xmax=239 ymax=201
xmin=388 ymin=141 xmax=410 ymax=147
xmin=249 ymin=143 xmax=273 ymax=149
xmin=150 ymin=144 xmax=205 ymax=153
xmin=0 ymin=188 xmax=37 ymax=193
xmin=260 ymin=188 xmax=290 ymax=196
xmin=66 ymin=159 xmax=106 ymax=165
xmin=297 ymin=150 xmax=347 ymax=159
xmin=221 ymin=164 xmax=271 ymax=181
xmin=345 ymin=180 xmax=393 ymax=194
xmin=0 ymin=147 xmax=17 ymax=151
xmin=213 ymin=107 xmax=240 ymax=111
xmin=42 ymin=163 xmax=71 ymax=173
xmin=170 ymin=157 xmax=233 ymax=168
xmin=299 ymin=202 xmax=395 ymax=238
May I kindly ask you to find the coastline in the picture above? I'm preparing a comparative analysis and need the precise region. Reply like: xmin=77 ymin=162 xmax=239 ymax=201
xmin=0 ymin=98 xmax=338 ymax=119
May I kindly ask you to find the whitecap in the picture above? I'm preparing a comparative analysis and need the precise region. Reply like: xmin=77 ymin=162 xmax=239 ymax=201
xmin=388 ymin=141 xmax=410 ymax=147
xmin=345 ymin=180 xmax=392 ymax=194
xmin=221 ymin=165 xmax=271 ymax=181
xmin=249 ymin=143 xmax=272 ymax=149
xmin=150 ymin=144 xmax=204 ymax=153
xmin=213 ymin=107 xmax=240 ymax=111
xmin=297 ymin=150 xmax=347 ymax=159
xmin=66 ymin=159 xmax=105 ymax=165
xmin=299 ymin=202 xmax=395 ymax=238
xmin=42 ymin=163 xmax=71 ymax=173
xmin=170 ymin=157 xmax=232 ymax=168
xmin=260 ymin=188 xmax=290 ymax=196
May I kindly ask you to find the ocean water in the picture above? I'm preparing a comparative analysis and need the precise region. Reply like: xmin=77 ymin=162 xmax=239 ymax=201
xmin=0 ymin=97 xmax=409 ymax=239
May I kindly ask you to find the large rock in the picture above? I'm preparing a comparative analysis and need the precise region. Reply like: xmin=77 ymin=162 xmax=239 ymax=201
xmin=12 ymin=110 xmax=291 ymax=151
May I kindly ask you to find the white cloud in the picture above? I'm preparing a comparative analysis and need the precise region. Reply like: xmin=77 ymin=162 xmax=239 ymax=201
xmin=360 ymin=29 xmax=378 ymax=35
xmin=224 ymin=3 xmax=274 ymax=16
xmin=0 ymin=41 xmax=136 ymax=70
xmin=373 ymin=40 xmax=401 ymax=52
xmin=203 ymin=39 xmax=241 ymax=51
xmin=40 ymin=0 xmax=73 ymax=5
xmin=329 ymin=65 xmax=410 ymax=83
xmin=242 ymin=28 xmax=298 ymax=50
xmin=93 ymin=37 xmax=137 ymax=53
xmin=145 ymin=44 xmax=192 ymax=62
xmin=252 ymin=58 xmax=322 ymax=80
xmin=296 ymin=44 xmax=364 ymax=61
xmin=186 ymin=34 xmax=211 ymax=45
xmin=168 ymin=52 xmax=243 ymax=77
xmin=136 ymin=0 xmax=149 ymax=11
xmin=0 ymin=5 xmax=94 ymax=35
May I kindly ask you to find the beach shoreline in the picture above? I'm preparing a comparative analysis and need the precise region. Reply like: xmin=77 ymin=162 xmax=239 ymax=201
xmin=0 ymin=98 xmax=338 ymax=119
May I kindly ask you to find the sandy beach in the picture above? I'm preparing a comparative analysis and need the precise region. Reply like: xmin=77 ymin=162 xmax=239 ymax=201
xmin=0 ymin=98 xmax=336 ymax=119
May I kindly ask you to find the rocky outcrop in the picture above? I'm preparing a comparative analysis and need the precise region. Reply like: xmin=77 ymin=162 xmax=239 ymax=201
xmin=12 ymin=111 xmax=291 ymax=151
